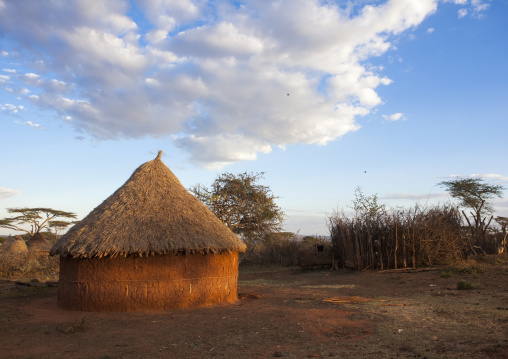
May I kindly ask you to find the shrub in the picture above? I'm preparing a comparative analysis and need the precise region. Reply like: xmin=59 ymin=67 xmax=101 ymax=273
xmin=440 ymin=271 xmax=452 ymax=278
xmin=0 ymin=252 xmax=58 ymax=279
xmin=457 ymin=280 xmax=476 ymax=290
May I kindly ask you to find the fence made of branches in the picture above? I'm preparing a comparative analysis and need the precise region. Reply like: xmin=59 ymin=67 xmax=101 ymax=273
xmin=328 ymin=204 xmax=465 ymax=270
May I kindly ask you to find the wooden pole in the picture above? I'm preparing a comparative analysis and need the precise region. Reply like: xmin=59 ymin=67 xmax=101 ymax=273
xmin=412 ymin=226 xmax=416 ymax=269
xmin=402 ymin=233 xmax=407 ymax=268
xmin=394 ymin=225 xmax=398 ymax=270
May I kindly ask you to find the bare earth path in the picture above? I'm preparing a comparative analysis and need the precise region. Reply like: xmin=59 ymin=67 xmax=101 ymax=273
xmin=0 ymin=255 xmax=507 ymax=358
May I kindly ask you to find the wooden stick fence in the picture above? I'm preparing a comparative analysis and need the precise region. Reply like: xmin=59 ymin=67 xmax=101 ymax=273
xmin=329 ymin=205 xmax=464 ymax=271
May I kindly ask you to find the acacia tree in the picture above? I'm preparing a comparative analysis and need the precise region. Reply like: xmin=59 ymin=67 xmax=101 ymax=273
xmin=0 ymin=207 xmax=77 ymax=237
xmin=49 ymin=220 xmax=78 ymax=239
xmin=190 ymin=172 xmax=285 ymax=246
xmin=439 ymin=178 xmax=505 ymax=254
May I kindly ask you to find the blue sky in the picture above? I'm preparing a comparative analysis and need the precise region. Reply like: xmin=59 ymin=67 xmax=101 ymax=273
xmin=1 ymin=0 xmax=507 ymax=236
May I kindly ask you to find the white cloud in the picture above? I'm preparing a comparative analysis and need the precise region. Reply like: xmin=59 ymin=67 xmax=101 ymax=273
xmin=470 ymin=174 xmax=508 ymax=182
xmin=137 ymin=0 xmax=200 ymax=31
xmin=14 ymin=120 xmax=47 ymax=130
xmin=5 ymin=87 xmax=30 ymax=95
xmin=427 ymin=27 xmax=434 ymax=33
xmin=447 ymin=173 xmax=508 ymax=183
xmin=381 ymin=193 xmax=448 ymax=201
xmin=382 ymin=112 xmax=406 ymax=121
xmin=458 ymin=8 xmax=468 ymax=18
xmin=454 ymin=0 xmax=490 ymax=18
xmin=1 ymin=103 xmax=24 ymax=114
xmin=20 ymin=73 xmax=42 ymax=86
xmin=1 ymin=51 xmax=7 ymax=57
xmin=0 ymin=0 xmax=461 ymax=168
xmin=145 ymin=29 xmax=168 ymax=44
xmin=471 ymin=0 xmax=490 ymax=13
xmin=0 ymin=186 xmax=20 ymax=199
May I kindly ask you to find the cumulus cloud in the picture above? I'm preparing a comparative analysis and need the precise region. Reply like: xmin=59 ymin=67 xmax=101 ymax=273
xmin=0 ymin=76 xmax=10 ymax=86
xmin=0 ymin=0 xmax=449 ymax=167
xmin=452 ymin=0 xmax=490 ymax=18
xmin=382 ymin=112 xmax=406 ymax=121
xmin=471 ymin=0 xmax=490 ymax=13
xmin=458 ymin=8 xmax=468 ymax=18
xmin=1 ymin=103 xmax=24 ymax=115
xmin=13 ymin=120 xmax=46 ymax=130
xmin=0 ymin=186 xmax=21 ymax=199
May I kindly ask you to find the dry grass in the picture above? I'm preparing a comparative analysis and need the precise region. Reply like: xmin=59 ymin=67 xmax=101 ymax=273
xmin=0 ymin=252 xmax=58 ymax=281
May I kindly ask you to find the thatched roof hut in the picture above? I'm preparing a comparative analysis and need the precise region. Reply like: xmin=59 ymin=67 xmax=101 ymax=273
xmin=0 ymin=235 xmax=15 ymax=249
xmin=51 ymin=151 xmax=246 ymax=312
xmin=1 ymin=235 xmax=28 ymax=255
xmin=28 ymin=232 xmax=51 ymax=255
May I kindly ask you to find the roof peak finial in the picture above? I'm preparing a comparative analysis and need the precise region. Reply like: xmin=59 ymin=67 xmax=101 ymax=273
xmin=156 ymin=150 xmax=163 ymax=160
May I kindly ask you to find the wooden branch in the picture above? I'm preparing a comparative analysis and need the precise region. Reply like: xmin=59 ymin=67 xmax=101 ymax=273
xmin=378 ymin=267 xmax=440 ymax=274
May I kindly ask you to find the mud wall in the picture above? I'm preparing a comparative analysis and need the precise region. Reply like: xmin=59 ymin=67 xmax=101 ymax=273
xmin=58 ymin=252 xmax=239 ymax=311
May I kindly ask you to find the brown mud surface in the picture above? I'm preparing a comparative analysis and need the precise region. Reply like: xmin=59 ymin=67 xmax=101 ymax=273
xmin=0 ymin=255 xmax=507 ymax=358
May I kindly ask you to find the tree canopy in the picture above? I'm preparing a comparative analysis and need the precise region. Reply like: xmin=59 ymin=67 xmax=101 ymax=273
xmin=349 ymin=186 xmax=386 ymax=219
xmin=439 ymin=177 xmax=505 ymax=253
xmin=190 ymin=172 xmax=285 ymax=245
xmin=0 ymin=207 xmax=77 ymax=237
xmin=439 ymin=177 xmax=504 ymax=217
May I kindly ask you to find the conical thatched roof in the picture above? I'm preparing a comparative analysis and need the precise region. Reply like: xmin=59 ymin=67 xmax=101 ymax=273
xmin=28 ymin=232 xmax=51 ymax=252
xmin=51 ymin=151 xmax=246 ymax=258
xmin=1 ymin=236 xmax=28 ymax=254
xmin=2 ymin=235 xmax=15 ymax=247
xmin=9 ymin=238 xmax=29 ymax=254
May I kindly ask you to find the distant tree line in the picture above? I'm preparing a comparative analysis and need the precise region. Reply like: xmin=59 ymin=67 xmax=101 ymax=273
xmin=191 ymin=173 xmax=506 ymax=268
xmin=0 ymin=208 xmax=77 ymax=243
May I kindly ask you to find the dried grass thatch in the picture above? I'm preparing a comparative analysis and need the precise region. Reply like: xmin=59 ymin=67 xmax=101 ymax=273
xmin=28 ymin=232 xmax=51 ymax=253
xmin=51 ymin=151 xmax=246 ymax=258
xmin=1 ymin=235 xmax=28 ymax=254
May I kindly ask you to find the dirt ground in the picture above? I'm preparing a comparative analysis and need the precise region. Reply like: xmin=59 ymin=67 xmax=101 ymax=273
xmin=0 ymin=255 xmax=507 ymax=359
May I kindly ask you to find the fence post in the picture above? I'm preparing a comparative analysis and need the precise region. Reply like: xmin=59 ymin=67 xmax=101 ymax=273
xmin=394 ymin=225 xmax=398 ymax=269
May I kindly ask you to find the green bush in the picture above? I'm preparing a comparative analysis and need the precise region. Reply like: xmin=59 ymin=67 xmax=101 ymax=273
xmin=440 ymin=271 xmax=452 ymax=278
xmin=457 ymin=280 xmax=476 ymax=290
